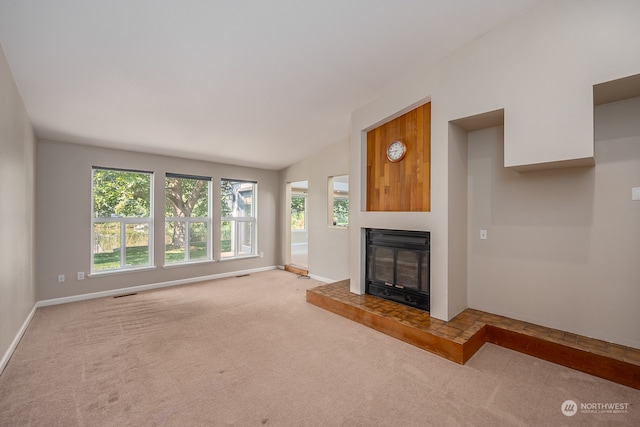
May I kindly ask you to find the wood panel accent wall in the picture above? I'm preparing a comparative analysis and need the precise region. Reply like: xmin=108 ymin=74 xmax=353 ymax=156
xmin=366 ymin=102 xmax=431 ymax=211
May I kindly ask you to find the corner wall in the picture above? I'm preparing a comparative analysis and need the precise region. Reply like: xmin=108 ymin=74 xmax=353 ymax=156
xmin=0 ymin=42 xmax=36 ymax=367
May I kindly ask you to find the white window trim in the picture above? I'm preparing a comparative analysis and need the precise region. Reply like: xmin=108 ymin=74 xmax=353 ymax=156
xmin=164 ymin=216 xmax=213 ymax=265
xmin=90 ymin=217 xmax=155 ymax=274
xmin=328 ymin=175 xmax=349 ymax=229
xmin=91 ymin=169 xmax=154 ymax=274
xmin=164 ymin=175 xmax=213 ymax=266
xmin=220 ymin=180 xmax=258 ymax=260
xmin=220 ymin=216 xmax=257 ymax=259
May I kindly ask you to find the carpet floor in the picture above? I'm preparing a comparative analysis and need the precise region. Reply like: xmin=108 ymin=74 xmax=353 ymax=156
xmin=1 ymin=270 xmax=638 ymax=426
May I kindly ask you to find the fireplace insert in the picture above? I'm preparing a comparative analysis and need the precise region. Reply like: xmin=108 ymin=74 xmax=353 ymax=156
xmin=365 ymin=228 xmax=430 ymax=311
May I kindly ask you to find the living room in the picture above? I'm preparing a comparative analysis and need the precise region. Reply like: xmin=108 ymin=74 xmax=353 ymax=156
xmin=1 ymin=1 xmax=639 ymax=421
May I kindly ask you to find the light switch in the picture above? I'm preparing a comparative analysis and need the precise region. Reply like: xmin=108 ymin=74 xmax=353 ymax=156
xmin=633 ymin=187 xmax=640 ymax=201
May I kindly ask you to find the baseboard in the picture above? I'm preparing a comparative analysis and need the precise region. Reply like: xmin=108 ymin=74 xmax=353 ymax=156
xmin=37 ymin=265 xmax=278 ymax=308
xmin=308 ymin=274 xmax=336 ymax=283
xmin=0 ymin=304 xmax=37 ymax=375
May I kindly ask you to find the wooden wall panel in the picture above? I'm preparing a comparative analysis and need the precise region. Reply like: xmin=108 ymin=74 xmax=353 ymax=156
xmin=366 ymin=102 xmax=431 ymax=211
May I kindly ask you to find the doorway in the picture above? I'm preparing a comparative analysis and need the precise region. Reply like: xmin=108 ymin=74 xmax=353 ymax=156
xmin=288 ymin=180 xmax=308 ymax=271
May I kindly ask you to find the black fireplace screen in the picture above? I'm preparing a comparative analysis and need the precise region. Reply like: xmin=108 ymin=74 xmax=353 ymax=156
xmin=365 ymin=228 xmax=430 ymax=311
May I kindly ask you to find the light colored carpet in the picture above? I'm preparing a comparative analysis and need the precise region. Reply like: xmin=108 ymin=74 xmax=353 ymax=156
xmin=1 ymin=270 xmax=638 ymax=426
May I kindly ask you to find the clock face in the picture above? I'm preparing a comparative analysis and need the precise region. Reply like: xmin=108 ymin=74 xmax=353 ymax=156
xmin=387 ymin=141 xmax=407 ymax=162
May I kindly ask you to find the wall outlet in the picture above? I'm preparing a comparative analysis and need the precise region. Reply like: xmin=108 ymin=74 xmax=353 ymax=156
xmin=632 ymin=187 xmax=640 ymax=201
xmin=77 ymin=272 xmax=85 ymax=280
xmin=57 ymin=274 xmax=65 ymax=283
xmin=480 ymin=230 xmax=488 ymax=240
xmin=259 ymin=251 xmax=264 ymax=258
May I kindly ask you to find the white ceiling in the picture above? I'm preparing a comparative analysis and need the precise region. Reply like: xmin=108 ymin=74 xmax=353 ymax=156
xmin=0 ymin=0 xmax=541 ymax=170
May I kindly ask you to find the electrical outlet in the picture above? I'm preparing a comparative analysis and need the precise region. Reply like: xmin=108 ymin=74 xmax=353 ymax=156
xmin=77 ymin=272 xmax=85 ymax=280
xmin=57 ymin=274 xmax=65 ymax=283
xmin=259 ymin=251 xmax=264 ymax=258
xmin=480 ymin=230 xmax=488 ymax=240
xmin=632 ymin=187 xmax=640 ymax=201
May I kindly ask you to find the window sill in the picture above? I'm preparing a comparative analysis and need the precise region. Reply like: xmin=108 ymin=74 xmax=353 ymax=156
xmin=219 ymin=254 xmax=260 ymax=262
xmin=89 ymin=265 xmax=157 ymax=277
xmin=328 ymin=225 xmax=349 ymax=230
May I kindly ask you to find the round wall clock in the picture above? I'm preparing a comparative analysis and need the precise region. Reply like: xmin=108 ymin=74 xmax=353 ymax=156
xmin=386 ymin=140 xmax=407 ymax=162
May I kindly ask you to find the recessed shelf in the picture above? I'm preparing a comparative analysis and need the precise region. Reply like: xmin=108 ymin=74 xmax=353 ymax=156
xmin=450 ymin=108 xmax=504 ymax=132
xmin=593 ymin=73 xmax=640 ymax=106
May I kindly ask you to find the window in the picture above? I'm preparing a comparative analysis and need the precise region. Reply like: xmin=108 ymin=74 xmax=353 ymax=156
xmin=328 ymin=175 xmax=349 ymax=227
xmin=221 ymin=179 xmax=257 ymax=259
xmin=165 ymin=174 xmax=211 ymax=264
xmin=92 ymin=167 xmax=153 ymax=272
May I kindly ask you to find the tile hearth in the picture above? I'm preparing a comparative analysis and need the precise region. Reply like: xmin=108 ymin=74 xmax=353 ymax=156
xmin=306 ymin=280 xmax=640 ymax=390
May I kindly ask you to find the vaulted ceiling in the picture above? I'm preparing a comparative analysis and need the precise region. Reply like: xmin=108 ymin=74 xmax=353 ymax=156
xmin=0 ymin=0 xmax=541 ymax=170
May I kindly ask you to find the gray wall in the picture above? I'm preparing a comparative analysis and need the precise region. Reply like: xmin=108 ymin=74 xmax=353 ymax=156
xmin=280 ymin=139 xmax=350 ymax=282
xmin=0 ymin=43 xmax=36 ymax=365
xmin=36 ymin=140 xmax=280 ymax=301
xmin=467 ymin=97 xmax=640 ymax=348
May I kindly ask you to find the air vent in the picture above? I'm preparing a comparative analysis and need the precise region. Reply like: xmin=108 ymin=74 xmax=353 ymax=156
xmin=113 ymin=293 xmax=137 ymax=298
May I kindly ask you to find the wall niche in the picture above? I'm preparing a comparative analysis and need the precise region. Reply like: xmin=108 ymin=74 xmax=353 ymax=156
xmin=366 ymin=102 xmax=431 ymax=212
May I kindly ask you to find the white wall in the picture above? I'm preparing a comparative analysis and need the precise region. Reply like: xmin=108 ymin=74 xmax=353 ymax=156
xmin=0 ymin=42 xmax=36 ymax=368
xmin=36 ymin=140 xmax=280 ymax=301
xmin=349 ymin=0 xmax=640 ymax=346
xmin=280 ymin=139 xmax=350 ymax=282
xmin=468 ymin=97 xmax=640 ymax=348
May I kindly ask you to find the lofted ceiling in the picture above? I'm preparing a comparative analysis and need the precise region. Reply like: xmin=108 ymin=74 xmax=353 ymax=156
xmin=0 ymin=0 xmax=541 ymax=170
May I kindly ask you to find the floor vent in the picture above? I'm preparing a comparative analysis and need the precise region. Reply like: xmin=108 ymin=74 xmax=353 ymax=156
xmin=235 ymin=274 xmax=250 ymax=278
xmin=113 ymin=293 xmax=138 ymax=298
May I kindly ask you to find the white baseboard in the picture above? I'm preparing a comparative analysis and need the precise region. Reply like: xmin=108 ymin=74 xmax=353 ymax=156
xmin=0 ymin=304 xmax=37 ymax=375
xmin=36 ymin=265 xmax=278 ymax=308
xmin=308 ymin=274 xmax=336 ymax=283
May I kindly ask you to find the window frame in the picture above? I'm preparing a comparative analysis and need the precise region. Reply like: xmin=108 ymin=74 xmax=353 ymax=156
xmin=220 ymin=179 xmax=258 ymax=260
xmin=91 ymin=167 xmax=154 ymax=274
xmin=164 ymin=173 xmax=213 ymax=266
xmin=328 ymin=175 xmax=349 ymax=228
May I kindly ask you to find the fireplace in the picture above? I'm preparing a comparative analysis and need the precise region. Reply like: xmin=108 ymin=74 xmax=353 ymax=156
xmin=365 ymin=228 xmax=430 ymax=311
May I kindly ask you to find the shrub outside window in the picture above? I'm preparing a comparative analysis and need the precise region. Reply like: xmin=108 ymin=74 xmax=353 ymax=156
xmin=92 ymin=167 xmax=153 ymax=272
xmin=165 ymin=173 xmax=212 ymax=264
xmin=221 ymin=179 xmax=257 ymax=259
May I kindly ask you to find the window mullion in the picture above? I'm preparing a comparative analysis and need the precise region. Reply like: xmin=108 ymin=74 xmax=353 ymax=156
xmin=185 ymin=218 xmax=191 ymax=261
xmin=120 ymin=219 xmax=126 ymax=268
xmin=231 ymin=219 xmax=237 ymax=257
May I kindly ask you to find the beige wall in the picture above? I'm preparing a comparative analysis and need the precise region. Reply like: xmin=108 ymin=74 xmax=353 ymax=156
xmin=0 ymin=43 xmax=36 ymax=366
xmin=280 ymin=139 xmax=350 ymax=282
xmin=349 ymin=0 xmax=640 ymax=346
xmin=468 ymin=97 xmax=640 ymax=348
xmin=36 ymin=140 xmax=280 ymax=301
